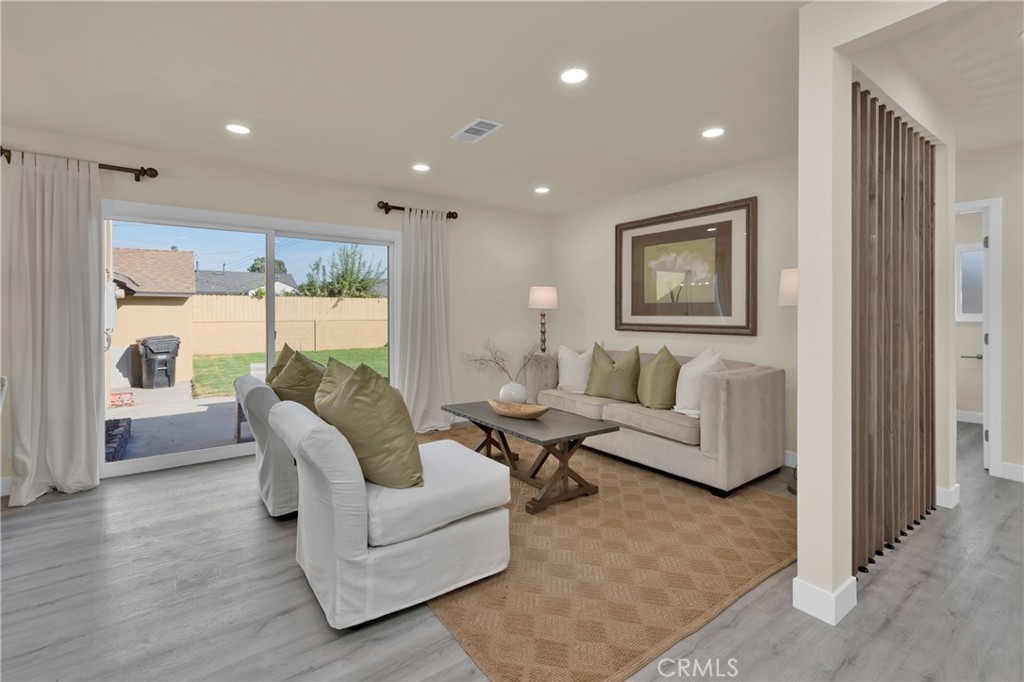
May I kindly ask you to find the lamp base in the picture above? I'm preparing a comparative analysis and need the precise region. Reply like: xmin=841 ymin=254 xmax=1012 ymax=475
xmin=539 ymin=312 xmax=547 ymax=354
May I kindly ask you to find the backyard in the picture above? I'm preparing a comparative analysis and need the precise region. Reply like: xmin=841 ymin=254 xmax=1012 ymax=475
xmin=192 ymin=346 xmax=389 ymax=397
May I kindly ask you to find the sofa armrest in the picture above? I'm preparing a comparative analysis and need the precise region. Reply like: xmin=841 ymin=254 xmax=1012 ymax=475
xmin=525 ymin=354 xmax=558 ymax=404
xmin=700 ymin=366 xmax=785 ymax=489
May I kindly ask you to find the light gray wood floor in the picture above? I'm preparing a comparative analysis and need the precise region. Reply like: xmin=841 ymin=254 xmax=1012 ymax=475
xmin=2 ymin=423 xmax=1020 ymax=681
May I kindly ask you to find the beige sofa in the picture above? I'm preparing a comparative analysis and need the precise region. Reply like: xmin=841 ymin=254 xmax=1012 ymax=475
xmin=525 ymin=350 xmax=785 ymax=496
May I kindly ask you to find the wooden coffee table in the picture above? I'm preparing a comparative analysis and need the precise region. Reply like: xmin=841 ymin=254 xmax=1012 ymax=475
xmin=442 ymin=401 xmax=619 ymax=514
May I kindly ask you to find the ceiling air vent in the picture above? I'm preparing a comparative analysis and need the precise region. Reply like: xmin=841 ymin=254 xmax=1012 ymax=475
xmin=450 ymin=117 xmax=504 ymax=143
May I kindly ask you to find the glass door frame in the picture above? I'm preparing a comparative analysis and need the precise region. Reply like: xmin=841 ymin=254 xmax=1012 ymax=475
xmin=100 ymin=199 xmax=401 ymax=479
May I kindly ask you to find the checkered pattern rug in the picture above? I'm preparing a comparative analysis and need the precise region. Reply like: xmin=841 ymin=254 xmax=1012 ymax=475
xmin=420 ymin=427 xmax=797 ymax=682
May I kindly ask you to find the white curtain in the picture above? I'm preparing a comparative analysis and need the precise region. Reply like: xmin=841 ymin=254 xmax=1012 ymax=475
xmin=398 ymin=208 xmax=454 ymax=432
xmin=4 ymin=153 xmax=103 ymax=506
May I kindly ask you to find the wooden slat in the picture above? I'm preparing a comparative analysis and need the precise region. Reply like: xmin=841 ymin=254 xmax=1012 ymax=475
xmin=851 ymin=82 xmax=865 ymax=570
xmin=882 ymin=108 xmax=895 ymax=547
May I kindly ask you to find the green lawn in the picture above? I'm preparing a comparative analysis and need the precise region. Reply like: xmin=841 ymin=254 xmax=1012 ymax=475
xmin=192 ymin=347 xmax=389 ymax=397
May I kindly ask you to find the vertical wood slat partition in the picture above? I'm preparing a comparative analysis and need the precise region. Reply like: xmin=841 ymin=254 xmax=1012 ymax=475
xmin=852 ymin=83 xmax=936 ymax=574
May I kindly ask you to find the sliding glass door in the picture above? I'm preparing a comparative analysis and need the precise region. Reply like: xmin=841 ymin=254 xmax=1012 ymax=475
xmin=99 ymin=203 xmax=399 ymax=477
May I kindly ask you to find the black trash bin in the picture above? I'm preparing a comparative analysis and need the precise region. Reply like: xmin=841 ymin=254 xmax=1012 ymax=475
xmin=138 ymin=335 xmax=181 ymax=389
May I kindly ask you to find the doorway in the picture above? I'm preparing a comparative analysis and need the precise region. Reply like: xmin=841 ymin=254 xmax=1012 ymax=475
xmin=954 ymin=198 xmax=1003 ymax=479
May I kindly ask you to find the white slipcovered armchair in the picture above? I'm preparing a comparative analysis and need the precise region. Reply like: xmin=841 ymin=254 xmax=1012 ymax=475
xmin=234 ymin=375 xmax=298 ymax=517
xmin=268 ymin=401 xmax=511 ymax=629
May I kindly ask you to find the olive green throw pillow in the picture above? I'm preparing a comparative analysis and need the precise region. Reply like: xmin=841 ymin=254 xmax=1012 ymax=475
xmin=269 ymin=352 xmax=325 ymax=413
xmin=317 ymin=364 xmax=424 ymax=489
xmin=314 ymin=358 xmax=355 ymax=409
xmin=637 ymin=346 xmax=682 ymax=409
xmin=585 ymin=344 xmax=640 ymax=403
xmin=265 ymin=344 xmax=295 ymax=385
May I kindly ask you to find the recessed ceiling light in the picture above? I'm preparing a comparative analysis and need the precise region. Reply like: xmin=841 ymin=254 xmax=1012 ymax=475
xmin=560 ymin=68 xmax=588 ymax=84
xmin=535 ymin=187 xmax=550 ymax=194
xmin=412 ymin=164 xmax=430 ymax=172
xmin=226 ymin=123 xmax=250 ymax=135
xmin=707 ymin=227 xmax=717 ymax=232
xmin=702 ymin=127 xmax=725 ymax=138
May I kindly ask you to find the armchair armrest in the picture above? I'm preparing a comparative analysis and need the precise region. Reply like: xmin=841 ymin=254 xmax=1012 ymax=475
xmin=524 ymin=354 xmax=558 ymax=404
xmin=700 ymin=366 xmax=785 ymax=489
xmin=269 ymin=402 xmax=369 ymax=555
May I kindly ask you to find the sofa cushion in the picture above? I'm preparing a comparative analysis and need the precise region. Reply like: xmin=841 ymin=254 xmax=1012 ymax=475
xmin=602 ymin=402 xmax=701 ymax=446
xmin=365 ymin=439 xmax=510 ymax=547
xmin=585 ymin=344 xmax=640 ymax=403
xmin=265 ymin=344 xmax=295 ymax=385
xmin=537 ymin=389 xmax=621 ymax=420
xmin=314 ymin=358 xmax=355 ymax=411
xmin=318 ymin=364 xmax=423 ymax=489
xmin=270 ymin=351 xmax=326 ymax=413
xmin=674 ymin=349 xmax=725 ymax=417
xmin=557 ymin=345 xmax=592 ymax=393
xmin=637 ymin=346 xmax=681 ymax=409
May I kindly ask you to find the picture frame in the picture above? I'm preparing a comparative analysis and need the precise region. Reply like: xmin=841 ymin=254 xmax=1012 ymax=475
xmin=615 ymin=196 xmax=757 ymax=335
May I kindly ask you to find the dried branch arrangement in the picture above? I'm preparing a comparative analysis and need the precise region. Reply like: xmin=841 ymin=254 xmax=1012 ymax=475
xmin=463 ymin=340 xmax=539 ymax=384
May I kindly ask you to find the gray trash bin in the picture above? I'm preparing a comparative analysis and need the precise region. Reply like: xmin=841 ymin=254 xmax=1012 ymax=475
xmin=139 ymin=335 xmax=180 ymax=389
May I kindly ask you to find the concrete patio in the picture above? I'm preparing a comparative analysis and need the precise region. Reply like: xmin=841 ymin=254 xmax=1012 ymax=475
xmin=106 ymin=383 xmax=252 ymax=460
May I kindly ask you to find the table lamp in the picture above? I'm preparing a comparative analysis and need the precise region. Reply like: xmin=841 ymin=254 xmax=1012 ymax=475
xmin=528 ymin=286 xmax=558 ymax=353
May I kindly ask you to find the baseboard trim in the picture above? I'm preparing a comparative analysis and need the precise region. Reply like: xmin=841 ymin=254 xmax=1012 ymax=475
xmin=993 ymin=461 xmax=1024 ymax=483
xmin=792 ymin=575 xmax=857 ymax=625
xmin=956 ymin=410 xmax=983 ymax=424
xmin=785 ymin=450 xmax=798 ymax=468
xmin=936 ymin=483 xmax=961 ymax=508
xmin=1 ymin=476 xmax=10 ymax=497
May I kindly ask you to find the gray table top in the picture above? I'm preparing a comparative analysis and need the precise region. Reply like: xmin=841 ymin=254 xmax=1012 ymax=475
xmin=442 ymin=401 xmax=619 ymax=446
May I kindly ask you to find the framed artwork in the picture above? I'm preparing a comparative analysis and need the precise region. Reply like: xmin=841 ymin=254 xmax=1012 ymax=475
xmin=615 ymin=196 xmax=757 ymax=335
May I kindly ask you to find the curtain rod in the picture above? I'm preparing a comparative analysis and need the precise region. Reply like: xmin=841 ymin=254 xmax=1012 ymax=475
xmin=1 ymin=146 xmax=159 ymax=182
xmin=377 ymin=200 xmax=458 ymax=220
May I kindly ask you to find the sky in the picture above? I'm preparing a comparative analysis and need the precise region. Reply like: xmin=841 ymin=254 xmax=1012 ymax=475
xmin=111 ymin=221 xmax=388 ymax=282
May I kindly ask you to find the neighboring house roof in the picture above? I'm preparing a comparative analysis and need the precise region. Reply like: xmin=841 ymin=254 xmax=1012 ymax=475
xmin=112 ymin=248 xmax=196 ymax=297
xmin=195 ymin=270 xmax=299 ymax=295
xmin=247 ymin=280 xmax=298 ymax=297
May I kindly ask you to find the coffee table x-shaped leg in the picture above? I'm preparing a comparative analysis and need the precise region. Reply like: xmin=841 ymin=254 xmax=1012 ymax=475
xmin=472 ymin=426 xmax=520 ymax=468
xmin=514 ymin=437 xmax=598 ymax=514
xmin=472 ymin=427 xmax=597 ymax=514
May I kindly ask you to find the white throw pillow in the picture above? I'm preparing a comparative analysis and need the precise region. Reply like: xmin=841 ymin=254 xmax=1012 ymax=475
xmin=673 ymin=349 xmax=725 ymax=417
xmin=557 ymin=345 xmax=593 ymax=393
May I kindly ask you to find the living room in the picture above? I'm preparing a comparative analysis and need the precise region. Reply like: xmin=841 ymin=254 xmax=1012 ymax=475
xmin=1 ymin=2 xmax=1021 ymax=682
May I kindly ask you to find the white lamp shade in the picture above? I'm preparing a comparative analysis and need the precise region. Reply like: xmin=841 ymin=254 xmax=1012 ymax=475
xmin=528 ymin=286 xmax=558 ymax=310
xmin=777 ymin=268 xmax=798 ymax=307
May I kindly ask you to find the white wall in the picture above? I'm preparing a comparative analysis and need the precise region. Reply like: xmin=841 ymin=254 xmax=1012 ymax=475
xmin=546 ymin=153 xmax=798 ymax=451
xmin=0 ymin=126 xmax=549 ymax=476
xmin=956 ymin=143 xmax=1023 ymax=468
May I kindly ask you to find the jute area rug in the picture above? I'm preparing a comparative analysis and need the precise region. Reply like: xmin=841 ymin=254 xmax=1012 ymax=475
xmin=418 ymin=426 xmax=797 ymax=682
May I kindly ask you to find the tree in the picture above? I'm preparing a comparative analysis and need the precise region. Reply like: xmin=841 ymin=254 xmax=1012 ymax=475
xmin=248 ymin=256 xmax=288 ymax=274
xmin=296 ymin=244 xmax=386 ymax=298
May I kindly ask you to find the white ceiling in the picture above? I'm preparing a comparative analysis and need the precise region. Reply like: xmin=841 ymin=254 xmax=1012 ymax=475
xmin=0 ymin=2 xmax=802 ymax=214
xmin=6 ymin=2 xmax=1015 ymax=214
xmin=881 ymin=1 xmax=1023 ymax=153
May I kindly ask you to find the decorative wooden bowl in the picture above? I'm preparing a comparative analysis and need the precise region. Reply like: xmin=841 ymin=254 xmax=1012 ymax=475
xmin=487 ymin=399 xmax=550 ymax=420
